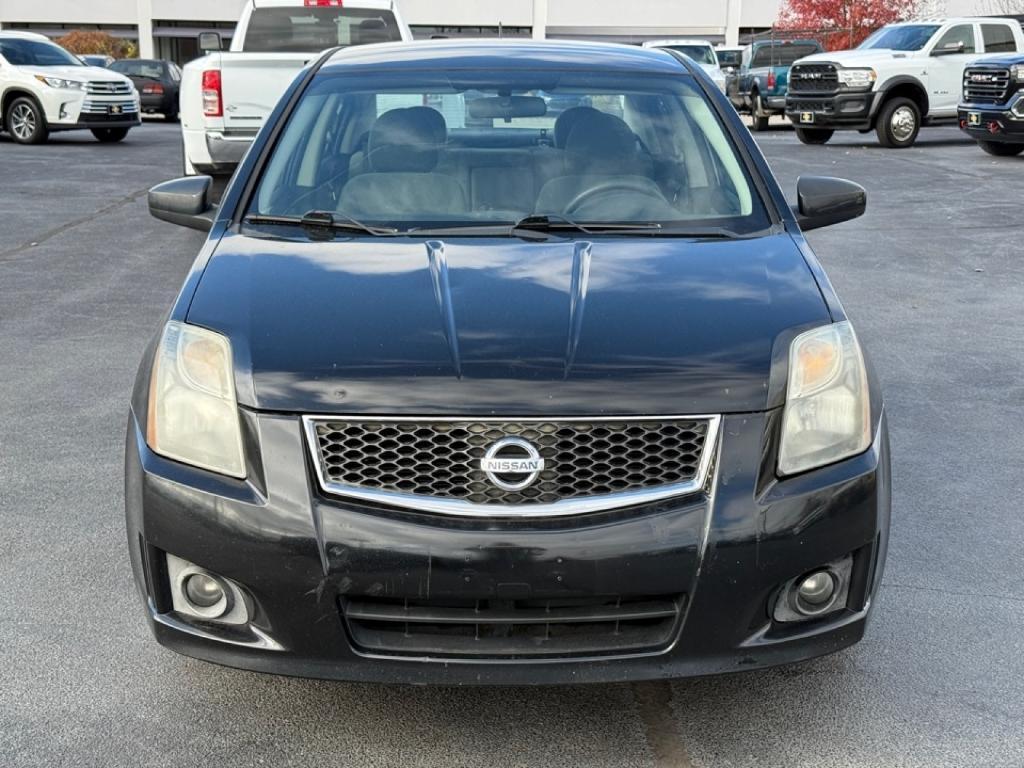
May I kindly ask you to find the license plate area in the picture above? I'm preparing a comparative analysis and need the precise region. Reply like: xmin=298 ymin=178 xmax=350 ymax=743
xmin=968 ymin=111 xmax=981 ymax=126
xmin=799 ymin=111 xmax=815 ymax=124
xmin=109 ymin=105 xmax=123 ymax=115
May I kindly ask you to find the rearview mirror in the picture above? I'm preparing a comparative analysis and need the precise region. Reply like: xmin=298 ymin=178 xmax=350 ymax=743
xmin=198 ymin=31 xmax=223 ymax=53
xmin=932 ymin=40 xmax=965 ymax=56
xmin=149 ymin=176 xmax=217 ymax=232
xmin=467 ymin=96 xmax=547 ymax=120
xmin=793 ymin=176 xmax=866 ymax=231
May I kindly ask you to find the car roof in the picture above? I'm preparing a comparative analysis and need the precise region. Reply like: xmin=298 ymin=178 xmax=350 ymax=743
xmin=0 ymin=31 xmax=52 ymax=42
xmin=322 ymin=39 xmax=688 ymax=76
xmin=643 ymin=39 xmax=714 ymax=48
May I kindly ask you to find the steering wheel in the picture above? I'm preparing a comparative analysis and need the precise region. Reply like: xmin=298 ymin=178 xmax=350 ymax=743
xmin=564 ymin=179 xmax=667 ymax=217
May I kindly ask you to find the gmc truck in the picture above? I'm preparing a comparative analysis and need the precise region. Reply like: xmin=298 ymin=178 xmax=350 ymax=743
xmin=785 ymin=18 xmax=1024 ymax=148
xmin=181 ymin=0 xmax=411 ymax=176
xmin=958 ymin=54 xmax=1024 ymax=155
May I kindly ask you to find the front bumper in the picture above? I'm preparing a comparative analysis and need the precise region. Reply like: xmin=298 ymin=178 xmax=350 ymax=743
xmin=786 ymin=91 xmax=879 ymax=130
xmin=42 ymin=89 xmax=141 ymax=131
xmin=126 ymin=409 xmax=891 ymax=685
xmin=958 ymin=100 xmax=1024 ymax=143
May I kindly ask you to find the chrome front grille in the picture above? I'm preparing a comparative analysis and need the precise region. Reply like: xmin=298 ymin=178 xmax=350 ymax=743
xmin=789 ymin=63 xmax=839 ymax=93
xmin=304 ymin=415 xmax=719 ymax=517
xmin=86 ymin=80 xmax=133 ymax=95
xmin=80 ymin=99 xmax=138 ymax=115
xmin=964 ymin=67 xmax=1010 ymax=104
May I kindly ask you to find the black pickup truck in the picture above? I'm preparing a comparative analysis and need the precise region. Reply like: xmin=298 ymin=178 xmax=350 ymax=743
xmin=958 ymin=54 xmax=1024 ymax=155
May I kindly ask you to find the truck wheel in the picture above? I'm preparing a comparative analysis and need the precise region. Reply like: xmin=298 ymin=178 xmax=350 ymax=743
xmin=750 ymin=93 xmax=770 ymax=132
xmin=977 ymin=140 xmax=1024 ymax=157
xmin=91 ymin=127 xmax=130 ymax=143
xmin=5 ymin=96 xmax=48 ymax=145
xmin=794 ymin=127 xmax=834 ymax=145
xmin=876 ymin=97 xmax=920 ymax=148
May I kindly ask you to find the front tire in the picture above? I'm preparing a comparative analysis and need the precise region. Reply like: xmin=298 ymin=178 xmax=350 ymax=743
xmin=5 ymin=96 xmax=48 ymax=145
xmin=977 ymin=140 xmax=1024 ymax=157
xmin=876 ymin=97 xmax=920 ymax=148
xmin=795 ymin=127 xmax=834 ymax=145
xmin=750 ymin=93 xmax=770 ymax=132
xmin=91 ymin=127 xmax=130 ymax=143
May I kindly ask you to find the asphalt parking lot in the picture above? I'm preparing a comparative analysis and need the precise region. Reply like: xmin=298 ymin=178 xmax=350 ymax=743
xmin=2 ymin=120 xmax=1023 ymax=768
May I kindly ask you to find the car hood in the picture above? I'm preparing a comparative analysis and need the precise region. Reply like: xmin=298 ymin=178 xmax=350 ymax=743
xmin=797 ymin=49 xmax=911 ymax=65
xmin=186 ymin=232 xmax=830 ymax=415
xmin=967 ymin=53 xmax=1024 ymax=67
xmin=21 ymin=64 xmax=130 ymax=84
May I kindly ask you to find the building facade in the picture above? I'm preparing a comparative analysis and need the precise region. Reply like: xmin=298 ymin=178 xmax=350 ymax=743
xmin=0 ymin=0 xmax=998 ymax=63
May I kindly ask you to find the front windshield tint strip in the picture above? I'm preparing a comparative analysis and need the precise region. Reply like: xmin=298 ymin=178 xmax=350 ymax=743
xmin=245 ymin=69 xmax=772 ymax=236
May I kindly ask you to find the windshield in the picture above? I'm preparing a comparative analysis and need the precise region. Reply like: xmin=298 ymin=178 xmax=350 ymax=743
xmin=242 ymin=7 xmax=402 ymax=53
xmin=658 ymin=45 xmax=717 ymax=66
xmin=750 ymin=42 xmax=821 ymax=67
xmin=110 ymin=59 xmax=164 ymax=78
xmin=248 ymin=69 xmax=770 ymax=235
xmin=859 ymin=24 xmax=940 ymax=51
xmin=0 ymin=38 xmax=82 ymax=67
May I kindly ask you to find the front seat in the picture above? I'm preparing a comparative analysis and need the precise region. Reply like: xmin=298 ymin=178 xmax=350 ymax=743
xmin=339 ymin=107 xmax=467 ymax=220
xmin=536 ymin=111 xmax=674 ymax=220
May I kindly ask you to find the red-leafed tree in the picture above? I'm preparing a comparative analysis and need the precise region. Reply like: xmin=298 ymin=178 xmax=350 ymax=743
xmin=776 ymin=0 xmax=920 ymax=50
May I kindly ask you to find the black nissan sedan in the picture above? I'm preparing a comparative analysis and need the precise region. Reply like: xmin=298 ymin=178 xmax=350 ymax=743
xmin=127 ymin=40 xmax=889 ymax=685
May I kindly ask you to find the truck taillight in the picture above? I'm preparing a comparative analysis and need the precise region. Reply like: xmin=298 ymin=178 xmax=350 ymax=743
xmin=202 ymin=70 xmax=222 ymax=117
xmin=767 ymin=70 xmax=777 ymax=89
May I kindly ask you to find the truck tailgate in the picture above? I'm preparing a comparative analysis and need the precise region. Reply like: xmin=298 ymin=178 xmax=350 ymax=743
xmin=220 ymin=53 xmax=318 ymax=132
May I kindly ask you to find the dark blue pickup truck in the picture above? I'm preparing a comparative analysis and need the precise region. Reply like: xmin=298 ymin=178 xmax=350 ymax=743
xmin=959 ymin=54 xmax=1024 ymax=155
xmin=727 ymin=39 xmax=823 ymax=131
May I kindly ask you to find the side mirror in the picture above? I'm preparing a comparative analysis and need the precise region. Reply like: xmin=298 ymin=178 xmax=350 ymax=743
xmin=149 ymin=176 xmax=217 ymax=232
xmin=198 ymin=31 xmax=223 ymax=53
xmin=932 ymin=40 xmax=965 ymax=56
xmin=793 ymin=176 xmax=866 ymax=232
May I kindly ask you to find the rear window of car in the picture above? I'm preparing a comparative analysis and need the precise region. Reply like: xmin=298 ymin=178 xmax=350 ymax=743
xmin=750 ymin=43 xmax=820 ymax=67
xmin=982 ymin=24 xmax=1017 ymax=53
xmin=111 ymin=60 xmax=165 ymax=78
xmin=658 ymin=45 xmax=717 ymax=66
xmin=247 ymin=67 xmax=772 ymax=235
xmin=242 ymin=7 xmax=402 ymax=53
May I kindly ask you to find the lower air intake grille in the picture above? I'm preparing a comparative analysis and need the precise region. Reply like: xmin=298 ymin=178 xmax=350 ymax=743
xmin=342 ymin=594 xmax=685 ymax=658
xmin=306 ymin=417 xmax=713 ymax=507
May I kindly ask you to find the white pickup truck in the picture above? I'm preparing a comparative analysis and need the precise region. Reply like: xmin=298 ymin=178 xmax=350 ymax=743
xmin=784 ymin=17 xmax=1024 ymax=147
xmin=181 ymin=0 xmax=411 ymax=175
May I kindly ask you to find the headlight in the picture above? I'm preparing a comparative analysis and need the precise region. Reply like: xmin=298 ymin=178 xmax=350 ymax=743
xmin=778 ymin=322 xmax=871 ymax=476
xmin=34 ymin=75 xmax=86 ymax=90
xmin=146 ymin=321 xmax=246 ymax=478
xmin=1012 ymin=64 xmax=1024 ymax=83
xmin=837 ymin=68 xmax=876 ymax=89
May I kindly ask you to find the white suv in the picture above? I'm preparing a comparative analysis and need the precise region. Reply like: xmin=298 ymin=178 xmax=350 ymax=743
xmin=0 ymin=31 xmax=140 ymax=144
xmin=642 ymin=39 xmax=728 ymax=92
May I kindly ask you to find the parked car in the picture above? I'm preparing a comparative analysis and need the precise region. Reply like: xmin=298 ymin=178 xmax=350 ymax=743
xmin=109 ymin=58 xmax=182 ymax=121
xmin=643 ymin=39 xmax=727 ymax=91
xmin=0 ymin=31 xmax=140 ymax=144
xmin=181 ymin=0 xmax=411 ymax=176
xmin=130 ymin=40 xmax=889 ymax=685
xmin=727 ymin=39 xmax=823 ymax=131
xmin=79 ymin=54 xmax=114 ymax=68
xmin=958 ymin=52 xmax=1024 ymax=155
xmin=786 ymin=17 xmax=1024 ymax=147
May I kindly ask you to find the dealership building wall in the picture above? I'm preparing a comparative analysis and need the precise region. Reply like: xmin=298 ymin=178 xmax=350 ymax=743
xmin=0 ymin=0 xmax=998 ymax=63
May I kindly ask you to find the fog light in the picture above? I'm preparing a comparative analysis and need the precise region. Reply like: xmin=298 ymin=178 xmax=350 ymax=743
xmin=795 ymin=570 xmax=836 ymax=613
xmin=773 ymin=555 xmax=853 ymax=623
xmin=183 ymin=572 xmax=226 ymax=609
xmin=166 ymin=554 xmax=248 ymax=624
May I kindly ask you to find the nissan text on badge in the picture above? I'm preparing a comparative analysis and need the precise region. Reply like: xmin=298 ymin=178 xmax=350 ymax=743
xmin=128 ymin=40 xmax=891 ymax=684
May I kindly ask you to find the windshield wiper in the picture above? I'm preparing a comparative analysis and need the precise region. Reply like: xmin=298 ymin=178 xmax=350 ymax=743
xmin=244 ymin=210 xmax=398 ymax=239
xmin=509 ymin=214 xmax=664 ymax=239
